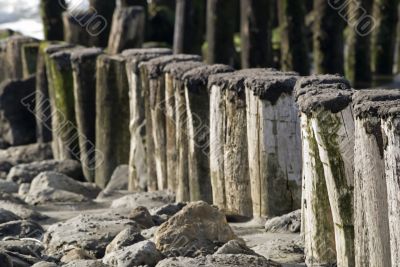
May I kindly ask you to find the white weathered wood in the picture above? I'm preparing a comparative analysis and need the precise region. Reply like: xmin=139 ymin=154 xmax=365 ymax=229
xmin=209 ymin=84 xmax=227 ymax=210
xmin=311 ymin=106 xmax=355 ymax=267
xmin=165 ymin=73 xmax=177 ymax=192
xmin=300 ymin=113 xmax=337 ymax=266
xmin=354 ymin=117 xmax=391 ymax=267
xmin=382 ymin=116 xmax=400 ymax=266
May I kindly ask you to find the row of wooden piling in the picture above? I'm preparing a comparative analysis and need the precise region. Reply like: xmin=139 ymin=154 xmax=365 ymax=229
xmin=2 ymin=34 xmax=400 ymax=266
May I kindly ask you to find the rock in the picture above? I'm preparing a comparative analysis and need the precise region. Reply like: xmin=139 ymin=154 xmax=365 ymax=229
xmin=25 ymin=172 xmax=101 ymax=205
xmin=0 ymin=143 xmax=53 ymax=177
xmin=2 ymin=250 xmax=42 ymax=266
xmin=63 ymin=260 xmax=107 ymax=267
xmin=7 ymin=159 xmax=84 ymax=184
xmin=0 ymin=179 xmax=18 ymax=193
xmin=0 ymin=77 xmax=36 ymax=147
xmin=96 ymin=190 xmax=130 ymax=202
xmin=0 ymin=192 xmax=25 ymax=204
xmin=152 ymin=214 xmax=169 ymax=226
xmin=0 ymin=239 xmax=44 ymax=259
xmin=0 ymin=251 xmax=12 ymax=267
xmin=60 ymin=248 xmax=96 ymax=263
xmin=129 ymin=206 xmax=155 ymax=229
xmin=155 ymin=254 xmax=282 ymax=267
xmin=0 ymin=208 xmax=21 ymax=224
xmin=44 ymin=213 xmax=137 ymax=258
xmin=0 ymin=201 xmax=48 ymax=220
xmin=151 ymin=203 xmax=186 ymax=217
xmin=264 ymin=210 xmax=301 ymax=233
xmin=111 ymin=190 xmax=175 ymax=210
xmin=142 ymin=226 xmax=159 ymax=240
xmin=0 ymin=220 xmax=44 ymax=239
xmin=215 ymin=240 xmax=260 ymax=256
xmin=104 ymin=165 xmax=129 ymax=192
xmin=105 ymin=226 xmax=144 ymax=254
xmin=31 ymin=262 xmax=59 ymax=267
xmin=18 ymin=183 xmax=30 ymax=196
xmin=102 ymin=240 xmax=163 ymax=267
xmin=154 ymin=201 xmax=237 ymax=257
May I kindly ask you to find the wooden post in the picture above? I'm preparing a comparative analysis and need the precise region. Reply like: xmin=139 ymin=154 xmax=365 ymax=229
xmin=46 ymin=47 xmax=81 ymax=161
xmin=352 ymin=90 xmax=396 ymax=267
xmin=163 ymin=61 xmax=205 ymax=195
xmin=206 ymin=0 xmax=237 ymax=65
xmin=62 ymin=12 xmax=95 ymax=47
xmin=140 ymin=54 xmax=202 ymax=191
xmin=108 ymin=7 xmax=146 ymax=54
xmin=40 ymin=0 xmax=67 ymax=41
xmin=173 ymin=0 xmax=205 ymax=55
xmin=313 ymin=0 xmax=346 ymax=75
xmin=245 ymin=72 xmax=302 ymax=218
xmin=240 ymin=0 xmax=273 ymax=68
xmin=296 ymin=75 xmax=355 ymax=267
xmin=122 ymin=48 xmax=172 ymax=191
xmin=372 ymin=0 xmax=398 ymax=76
xmin=89 ymin=0 xmax=116 ymax=47
xmin=345 ymin=0 xmax=373 ymax=88
xmin=209 ymin=69 xmax=267 ymax=217
xmin=277 ymin=0 xmax=309 ymax=75
xmin=22 ymin=43 xmax=39 ymax=79
xmin=70 ymin=48 xmax=103 ymax=182
xmin=380 ymin=98 xmax=400 ymax=266
xmin=95 ymin=54 xmax=131 ymax=188
xmin=5 ymin=36 xmax=38 ymax=80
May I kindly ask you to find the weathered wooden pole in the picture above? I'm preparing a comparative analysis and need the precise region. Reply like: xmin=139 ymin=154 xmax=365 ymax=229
xmin=95 ymin=54 xmax=131 ymax=188
xmin=380 ymin=98 xmax=400 ymax=266
xmin=40 ymin=0 xmax=67 ymax=41
xmin=245 ymin=72 xmax=302 ymax=218
xmin=5 ymin=36 xmax=38 ymax=80
xmin=206 ymin=0 xmax=237 ymax=65
xmin=163 ymin=61 xmax=206 ymax=195
xmin=140 ymin=54 xmax=202 ymax=191
xmin=313 ymin=0 xmax=346 ymax=74
xmin=89 ymin=0 xmax=116 ymax=47
xmin=209 ymin=69 xmax=267 ymax=218
xmin=352 ymin=90 xmax=396 ymax=267
xmin=62 ymin=12 xmax=94 ymax=46
xmin=46 ymin=47 xmax=81 ymax=161
xmin=123 ymin=48 xmax=172 ymax=191
xmin=108 ymin=7 xmax=146 ymax=54
xmin=345 ymin=0 xmax=374 ymax=88
xmin=277 ymin=0 xmax=309 ymax=75
xmin=70 ymin=48 xmax=103 ymax=182
xmin=240 ymin=0 xmax=273 ymax=68
xmin=372 ymin=0 xmax=398 ymax=77
xmin=296 ymin=75 xmax=355 ymax=267
xmin=173 ymin=0 xmax=205 ymax=55
xmin=22 ymin=43 xmax=39 ymax=78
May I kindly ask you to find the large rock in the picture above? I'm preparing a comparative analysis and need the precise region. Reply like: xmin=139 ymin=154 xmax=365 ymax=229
xmin=264 ymin=210 xmax=301 ymax=233
xmin=25 ymin=172 xmax=101 ymax=205
xmin=0 ymin=208 xmax=21 ymax=224
xmin=63 ymin=260 xmax=107 ymax=267
xmin=0 ymin=179 xmax=18 ymax=193
xmin=104 ymin=165 xmax=129 ymax=192
xmin=129 ymin=206 xmax=155 ymax=229
xmin=0 ymin=77 xmax=36 ymax=147
xmin=0 ymin=220 xmax=44 ymax=239
xmin=155 ymin=254 xmax=281 ymax=267
xmin=102 ymin=240 xmax=162 ymax=267
xmin=0 ymin=251 xmax=12 ymax=267
xmin=105 ymin=226 xmax=144 ymax=254
xmin=111 ymin=190 xmax=175 ymax=210
xmin=44 ymin=213 xmax=137 ymax=258
xmin=0 ymin=143 xmax=53 ymax=177
xmin=7 ymin=159 xmax=84 ymax=183
xmin=154 ymin=201 xmax=238 ymax=257
xmin=0 ymin=200 xmax=48 ymax=220
xmin=0 ymin=239 xmax=44 ymax=259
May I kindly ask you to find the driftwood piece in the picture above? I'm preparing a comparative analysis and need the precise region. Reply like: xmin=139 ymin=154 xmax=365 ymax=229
xmin=108 ymin=7 xmax=146 ymax=54
xmin=71 ymin=48 xmax=103 ymax=182
xmin=245 ymin=72 xmax=301 ymax=218
xmin=140 ymin=55 xmax=202 ymax=190
xmin=163 ymin=61 xmax=205 ymax=194
xmin=352 ymin=90 xmax=399 ymax=267
xmin=296 ymin=75 xmax=355 ymax=267
xmin=95 ymin=54 xmax=131 ymax=188
xmin=122 ymin=48 xmax=172 ymax=191
xmin=380 ymin=100 xmax=400 ymax=266
xmin=22 ymin=43 xmax=39 ymax=78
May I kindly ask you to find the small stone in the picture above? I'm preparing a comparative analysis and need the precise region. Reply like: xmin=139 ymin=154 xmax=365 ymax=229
xmin=61 ymin=248 xmax=96 ymax=263
xmin=0 ymin=179 xmax=18 ymax=193
xmin=129 ymin=206 xmax=155 ymax=229
xmin=105 ymin=226 xmax=144 ymax=254
xmin=264 ymin=210 xmax=301 ymax=233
